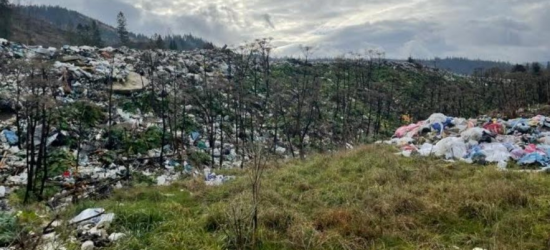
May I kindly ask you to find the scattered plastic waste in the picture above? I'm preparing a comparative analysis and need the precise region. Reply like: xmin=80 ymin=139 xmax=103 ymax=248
xmin=386 ymin=113 xmax=550 ymax=170
xmin=204 ymin=168 xmax=235 ymax=186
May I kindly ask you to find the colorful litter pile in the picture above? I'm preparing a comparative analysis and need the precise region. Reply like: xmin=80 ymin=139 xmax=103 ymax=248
xmin=384 ymin=113 xmax=550 ymax=170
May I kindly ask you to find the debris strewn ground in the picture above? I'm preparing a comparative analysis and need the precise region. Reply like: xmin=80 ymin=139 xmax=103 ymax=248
xmin=385 ymin=112 xmax=550 ymax=170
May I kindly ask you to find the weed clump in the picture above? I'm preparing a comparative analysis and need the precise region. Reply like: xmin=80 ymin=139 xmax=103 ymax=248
xmin=0 ymin=213 xmax=19 ymax=247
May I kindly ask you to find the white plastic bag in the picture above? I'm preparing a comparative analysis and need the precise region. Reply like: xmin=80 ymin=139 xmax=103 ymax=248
xmin=481 ymin=143 xmax=510 ymax=163
xmin=460 ymin=127 xmax=489 ymax=142
xmin=433 ymin=137 xmax=467 ymax=159
xmin=418 ymin=143 xmax=434 ymax=156
xmin=427 ymin=113 xmax=447 ymax=124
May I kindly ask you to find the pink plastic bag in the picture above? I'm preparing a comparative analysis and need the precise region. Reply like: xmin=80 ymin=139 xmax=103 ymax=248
xmin=394 ymin=122 xmax=421 ymax=138
xmin=525 ymin=144 xmax=537 ymax=153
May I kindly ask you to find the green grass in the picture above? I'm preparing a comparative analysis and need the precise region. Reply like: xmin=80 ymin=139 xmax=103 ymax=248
xmin=57 ymin=145 xmax=550 ymax=250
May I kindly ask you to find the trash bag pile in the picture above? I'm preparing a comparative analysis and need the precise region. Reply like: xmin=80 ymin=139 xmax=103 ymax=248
xmin=384 ymin=113 xmax=550 ymax=170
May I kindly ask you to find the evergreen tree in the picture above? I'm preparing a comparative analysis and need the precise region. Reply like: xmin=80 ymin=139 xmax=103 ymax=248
xmin=532 ymin=62 xmax=542 ymax=75
xmin=90 ymin=21 xmax=103 ymax=47
xmin=169 ymin=39 xmax=178 ymax=50
xmin=117 ymin=11 xmax=129 ymax=46
xmin=76 ymin=23 xmax=91 ymax=45
xmin=512 ymin=64 xmax=527 ymax=73
xmin=155 ymin=34 xmax=164 ymax=49
xmin=0 ymin=0 xmax=12 ymax=39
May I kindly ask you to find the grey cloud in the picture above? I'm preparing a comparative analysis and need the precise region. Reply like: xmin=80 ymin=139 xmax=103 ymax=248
xmin=261 ymin=14 xmax=275 ymax=29
xmin=25 ymin=0 xmax=550 ymax=62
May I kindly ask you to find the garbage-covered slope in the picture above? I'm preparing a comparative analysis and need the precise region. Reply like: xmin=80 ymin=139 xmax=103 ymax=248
xmin=40 ymin=145 xmax=550 ymax=250
xmin=2 ymin=38 xmax=550 ymax=249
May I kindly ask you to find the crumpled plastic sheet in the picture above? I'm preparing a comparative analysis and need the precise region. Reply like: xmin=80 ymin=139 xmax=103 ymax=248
xmin=70 ymin=208 xmax=107 ymax=225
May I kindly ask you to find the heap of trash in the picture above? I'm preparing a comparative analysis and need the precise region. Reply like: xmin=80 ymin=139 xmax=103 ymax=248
xmin=384 ymin=113 xmax=550 ymax=170
xmin=0 ymin=37 xmax=261 ymax=249
xmin=0 ymin=37 xmax=254 ymax=215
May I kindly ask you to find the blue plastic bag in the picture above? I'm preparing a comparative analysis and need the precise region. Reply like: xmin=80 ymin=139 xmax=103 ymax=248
xmin=191 ymin=131 xmax=200 ymax=141
xmin=3 ymin=130 xmax=18 ymax=146
xmin=518 ymin=152 xmax=549 ymax=166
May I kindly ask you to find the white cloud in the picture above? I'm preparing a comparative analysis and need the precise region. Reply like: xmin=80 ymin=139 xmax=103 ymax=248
xmin=26 ymin=0 xmax=550 ymax=62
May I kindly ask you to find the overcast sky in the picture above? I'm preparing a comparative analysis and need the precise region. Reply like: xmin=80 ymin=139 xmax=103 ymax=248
xmin=25 ymin=0 xmax=550 ymax=62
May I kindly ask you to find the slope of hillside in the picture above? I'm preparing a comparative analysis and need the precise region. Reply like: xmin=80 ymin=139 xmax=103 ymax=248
xmin=417 ymin=57 xmax=513 ymax=75
xmin=6 ymin=5 xmax=212 ymax=49
xmin=37 ymin=145 xmax=550 ymax=250
xmin=14 ymin=5 xmax=146 ymax=46
xmin=8 ymin=8 xmax=71 ymax=47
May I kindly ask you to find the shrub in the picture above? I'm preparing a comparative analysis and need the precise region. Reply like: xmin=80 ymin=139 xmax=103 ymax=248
xmin=187 ymin=150 xmax=211 ymax=167
xmin=0 ymin=213 xmax=19 ymax=247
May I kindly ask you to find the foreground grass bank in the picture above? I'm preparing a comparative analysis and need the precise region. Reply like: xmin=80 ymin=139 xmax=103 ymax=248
xmin=61 ymin=145 xmax=550 ymax=250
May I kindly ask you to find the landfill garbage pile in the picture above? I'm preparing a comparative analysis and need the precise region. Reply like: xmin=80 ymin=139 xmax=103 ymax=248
xmin=384 ymin=113 xmax=550 ymax=170
xmin=0 ymin=40 xmax=247 ymax=208
xmin=0 ymin=37 xmax=258 ymax=249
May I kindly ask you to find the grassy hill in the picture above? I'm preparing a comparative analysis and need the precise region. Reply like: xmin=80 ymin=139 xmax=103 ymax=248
xmin=37 ymin=145 xmax=550 ymax=250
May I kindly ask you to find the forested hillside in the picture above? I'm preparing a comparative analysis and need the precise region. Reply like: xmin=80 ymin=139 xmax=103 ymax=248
xmin=0 ymin=3 xmax=213 ymax=49
xmin=416 ymin=57 xmax=514 ymax=75
xmin=14 ymin=5 xmax=144 ymax=46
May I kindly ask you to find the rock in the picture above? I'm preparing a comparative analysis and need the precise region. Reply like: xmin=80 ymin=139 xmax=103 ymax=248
xmin=0 ymin=186 xmax=5 ymax=198
xmin=81 ymin=241 xmax=94 ymax=250
xmin=108 ymin=233 xmax=126 ymax=242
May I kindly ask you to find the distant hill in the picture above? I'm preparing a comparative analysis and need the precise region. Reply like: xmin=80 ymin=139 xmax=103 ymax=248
xmin=14 ymin=5 xmax=148 ymax=46
xmin=7 ymin=5 xmax=213 ymax=50
xmin=9 ymin=7 xmax=71 ymax=47
xmin=416 ymin=57 xmax=513 ymax=75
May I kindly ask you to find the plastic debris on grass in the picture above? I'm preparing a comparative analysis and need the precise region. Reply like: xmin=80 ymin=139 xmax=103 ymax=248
xmin=386 ymin=113 xmax=550 ymax=170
